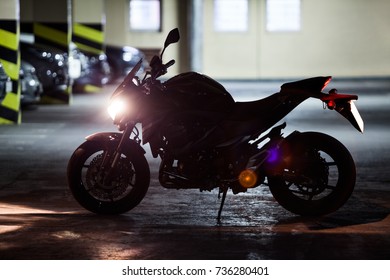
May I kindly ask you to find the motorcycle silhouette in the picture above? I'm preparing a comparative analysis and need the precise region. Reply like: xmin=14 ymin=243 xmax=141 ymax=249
xmin=67 ymin=28 xmax=364 ymax=221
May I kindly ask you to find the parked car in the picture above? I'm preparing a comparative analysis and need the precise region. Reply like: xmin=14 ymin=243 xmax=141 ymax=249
xmin=106 ymin=45 xmax=148 ymax=82
xmin=20 ymin=60 xmax=43 ymax=106
xmin=20 ymin=41 xmax=71 ymax=98
xmin=0 ymin=61 xmax=12 ymax=103
xmin=72 ymin=49 xmax=111 ymax=93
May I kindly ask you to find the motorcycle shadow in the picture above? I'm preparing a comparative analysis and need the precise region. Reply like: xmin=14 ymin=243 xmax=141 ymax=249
xmin=274 ymin=191 xmax=390 ymax=231
xmin=1 ymin=200 xmax=389 ymax=260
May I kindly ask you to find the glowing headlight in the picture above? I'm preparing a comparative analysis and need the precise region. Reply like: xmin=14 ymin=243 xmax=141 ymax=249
xmin=107 ymin=99 xmax=127 ymax=120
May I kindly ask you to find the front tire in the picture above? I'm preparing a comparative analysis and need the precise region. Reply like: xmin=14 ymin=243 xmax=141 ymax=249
xmin=268 ymin=132 xmax=356 ymax=216
xmin=67 ymin=140 xmax=150 ymax=214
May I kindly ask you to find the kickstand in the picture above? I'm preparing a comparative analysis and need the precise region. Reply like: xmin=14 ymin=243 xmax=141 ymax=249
xmin=217 ymin=188 xmax=228 ymax=223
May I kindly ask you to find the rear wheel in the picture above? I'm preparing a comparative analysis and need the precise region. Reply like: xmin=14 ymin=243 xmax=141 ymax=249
xmin=67 ymin=141 xmax=150 ymax=214
xmin=268 ymin=132 xmax=355 ymax=216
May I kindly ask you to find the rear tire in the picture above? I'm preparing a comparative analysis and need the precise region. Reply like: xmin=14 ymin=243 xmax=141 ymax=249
xmin=67 ymin=141 xmax=150 ymax=214
xmin=268 ymin=132 xmax=355 ymax=216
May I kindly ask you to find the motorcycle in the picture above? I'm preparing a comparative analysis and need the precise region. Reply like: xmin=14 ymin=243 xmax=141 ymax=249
xmin=67 ymin=28 xmax=364 ymax=221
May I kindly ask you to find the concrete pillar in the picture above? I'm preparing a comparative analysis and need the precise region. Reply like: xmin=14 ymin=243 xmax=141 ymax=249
xmin=20 ymin=0 xmax=72 ymax=104
xmin=73 ymin=0 xmax=105 ymax=55
xmin=32 ymin=0 xmax=71 ymax=52
xmin=176 ymin=0 xmax=203 ymax=73
xmin=72 ymin=0 xmax=105 ymax=92
xmin=189 ymin=0 xmax=203 ymax=73
xmin=0 ymin=0 xmax=21 ymax=124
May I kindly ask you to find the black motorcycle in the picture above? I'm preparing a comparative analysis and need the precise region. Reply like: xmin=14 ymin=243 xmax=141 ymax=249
xmin=67 ymin=28 xmax=364 ymax=220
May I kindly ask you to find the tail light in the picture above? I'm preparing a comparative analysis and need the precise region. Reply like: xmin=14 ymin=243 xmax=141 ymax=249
xmin=321 ymin=76 xmax=332 ymax=91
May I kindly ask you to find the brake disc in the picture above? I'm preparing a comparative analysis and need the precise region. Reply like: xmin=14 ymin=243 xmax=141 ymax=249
xmin=85 ymin=154 xmax=135 ymax=201
xmin=294 ymin=150 xmax=329 ymax=196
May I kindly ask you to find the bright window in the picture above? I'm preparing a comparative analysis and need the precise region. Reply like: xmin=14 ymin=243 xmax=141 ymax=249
xmin=214 ymin=0 xmax=248 ymax=32
xmin=266 ymin=0 xmax=301 ymax=32
xmin=129 ymin=0 xmax=161 ymax=31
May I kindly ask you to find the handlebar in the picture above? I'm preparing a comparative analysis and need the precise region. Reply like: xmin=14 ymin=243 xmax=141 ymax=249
xmin=149 ymin=59 xmax=176 ymax=80
xmin=165 ymin=59 xmax=175 ymax=69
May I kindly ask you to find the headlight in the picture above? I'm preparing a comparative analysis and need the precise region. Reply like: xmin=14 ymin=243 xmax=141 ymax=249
xmin=107 ymin=98 xmax=127 ymax=121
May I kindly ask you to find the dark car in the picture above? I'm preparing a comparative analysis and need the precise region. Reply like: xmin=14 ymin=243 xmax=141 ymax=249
xmin=20 ymin=60 xmax=43 ymax=105
xmin=0 ymin=61 xmax=12 ymax=103
xmin=20 ymin=42 xmax=70 ymax=98
xmin=72 ymin=48 xmax=111 ymax=93
xmin=106 ymin=45 xmax=148 ymax=82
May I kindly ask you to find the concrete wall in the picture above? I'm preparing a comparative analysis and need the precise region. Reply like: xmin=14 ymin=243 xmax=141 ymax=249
xmin=202 ymin=0 xmax=261 ymax=79
xmin=202 ymin=0 xmax=390 ymax=79
xmin=105 ymin=0 xmax=181 ymax=74
xmin=103 ymin=0 xmax=390 ymax=79
xmin=4 ymin=0 xmax=389 ymax=80
xmin=74 ymin=0 xmax=104 ymax=22
xmin=31 ymin=0 xmax=69 ymax=22
xmin=0 ymin=0 xmax=19 ymax=20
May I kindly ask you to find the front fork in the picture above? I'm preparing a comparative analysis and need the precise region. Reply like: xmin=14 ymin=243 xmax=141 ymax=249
xmin=100 ymin=123 xmax=136 ymax=185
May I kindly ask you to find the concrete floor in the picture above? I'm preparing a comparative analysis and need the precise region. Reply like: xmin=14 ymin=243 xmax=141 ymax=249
xmin=0 ymin=79 xmax=389 ymax=260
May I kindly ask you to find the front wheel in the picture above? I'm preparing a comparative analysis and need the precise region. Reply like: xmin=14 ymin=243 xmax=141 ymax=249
xmin=268 ymin=132 xmax=356 ymax=216
xmin=67 ymin=140 xmax=150 ymax=214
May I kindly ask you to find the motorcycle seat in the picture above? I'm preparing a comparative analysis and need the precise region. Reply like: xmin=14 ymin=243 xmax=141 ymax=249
xmin=228 ymin=77 xmax=329 ymax=122
xmin=229 ymin=93 xmax=283 ymax=121
xmin=281 ymin=76 xmax=331 ymax=92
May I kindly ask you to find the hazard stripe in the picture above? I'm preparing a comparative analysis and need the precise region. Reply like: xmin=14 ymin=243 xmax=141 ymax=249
xmin=0 ymin=105 xmax=19 ymax=124
xmin=34 ymin=22 xmax=69 ymax=52
xmin=0 ymin=29 xmax=19 ymax=53
xmin=1 ymin=88 xmax=19 ymax=111
xmin=72 ymin=35 xmax=102 ymax=52
xmin=33 ymin=22 xmax=71 ymax=104
xmin=72 ymin=23 xmax=104 ymax=55
xmin=84 ymin=84 xmax=102 ymax=92
xmin=40 ymin=86 xmax=72 ymax=104
xmin=40 ymin=94 xmax=70 ymax=104
xmin=20 ymin=22 xmax=33 ymax=34
xmin=0 ymin=19 xmax=21 ymax=124
xmin=73 ymin=23 xmax=103 ymax=44
xmin=0 ymin=20 xmax=17 ymax=33
xmin=0 ymin=57 xmax=19 ymax=80
xmin=0 ymin=46 xmax=17 ymax=72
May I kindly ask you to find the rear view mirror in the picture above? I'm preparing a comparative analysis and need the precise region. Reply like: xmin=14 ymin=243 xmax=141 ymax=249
xmin=161 ymin=28 xmax=180 ymax=58
xmin=164 ymin=28 xmax=180 ymax=48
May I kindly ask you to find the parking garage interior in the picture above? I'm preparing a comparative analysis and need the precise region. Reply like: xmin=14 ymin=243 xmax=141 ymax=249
xmin=1 ymin=0 xmax=390 ymax=124
xmin=0 ymin=0 xmax=390 ymax=271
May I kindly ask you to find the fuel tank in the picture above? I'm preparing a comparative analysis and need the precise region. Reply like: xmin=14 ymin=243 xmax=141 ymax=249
xmin=163 ymin=72 xmax=235 ymax=113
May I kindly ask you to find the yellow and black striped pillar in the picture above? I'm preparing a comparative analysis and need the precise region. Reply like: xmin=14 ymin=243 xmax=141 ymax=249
xmin=34 ymin=22 xmax=70 ymax=52
xmin=0 ymin=19 xmax=21 ymax=124
xmin=33 ymin=21 xmax=71 ymax=104
xmin=72 ymin=23 xmax=104 ymax=56
xmin=72 ymin=22 xmax=104 ymax=92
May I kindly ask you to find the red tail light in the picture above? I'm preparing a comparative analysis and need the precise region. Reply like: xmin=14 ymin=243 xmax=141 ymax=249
xmin=321 ymin=76 xmax=332 ymax=91
xmin=327 ymin=99 xmax=336 ymax=110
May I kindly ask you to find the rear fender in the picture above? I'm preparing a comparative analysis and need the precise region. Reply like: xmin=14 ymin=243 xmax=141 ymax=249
xmin=334 ymin=100 xmax=364 ymax=133
xmin=85 ymin=132 xmax=146 ymax=155
xmin=321 ymin=90 xmax=364 ymax=133
xmin=260 ymin=130 xmax=302 ymax=175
